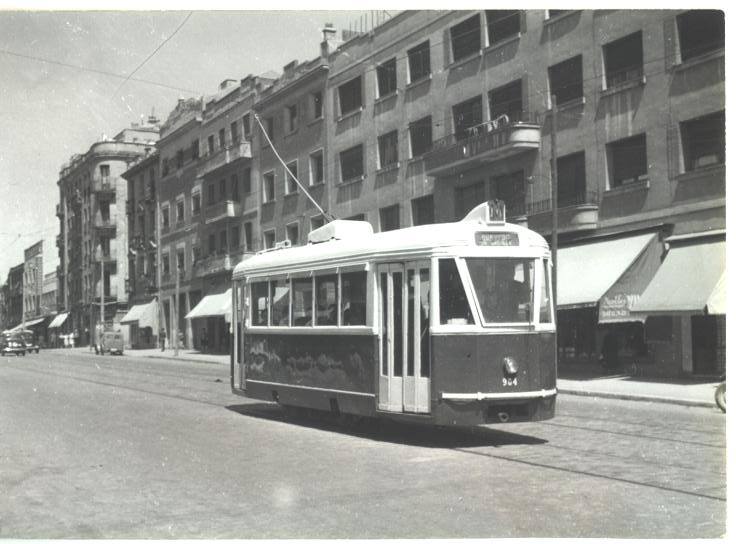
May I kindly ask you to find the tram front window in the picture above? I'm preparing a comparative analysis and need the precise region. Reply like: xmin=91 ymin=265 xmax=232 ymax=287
xmin=466 ymin=258 xmax=533 ymax=324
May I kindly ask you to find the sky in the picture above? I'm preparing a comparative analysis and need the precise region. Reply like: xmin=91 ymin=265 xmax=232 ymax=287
xmin=0 ymin=8 xmax=376 ymax=284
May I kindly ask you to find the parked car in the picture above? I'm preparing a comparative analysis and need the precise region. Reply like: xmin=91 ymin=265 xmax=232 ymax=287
xmin=20 ymin=330 xmax=40 ymax=354
xmin=1 ymin=332 xmax=26 ymax=356
xmin=98 ymin=331 xmax=124 ymax=355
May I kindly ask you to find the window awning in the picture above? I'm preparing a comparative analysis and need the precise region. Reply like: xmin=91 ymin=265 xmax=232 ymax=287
xmin=48 ymin=312 xmax=70 ymax=329
xmin=6 ymin=317 xmax=46 ymax=332
xmin=185 ymin=289 xmax=231 ymax=320
xmin=631 ymin=238 xmax=725 ymax=315
xmin=120 ymin=299 xmax=158 ymax=329
xmin=557 ymin=233 xmax=657 ymax=311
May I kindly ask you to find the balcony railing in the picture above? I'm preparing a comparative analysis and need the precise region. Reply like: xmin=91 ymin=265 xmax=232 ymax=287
xmin=198 ymin=140 xmax=252 ymax=177
xmin=524 ymin=190 xmax=600 ymax=234
xmin=92 ymin=178 xmax=115 ymax=194
xmin=193 ymin=253 xmax=234 ymax=278
xmin=93 ymin=216 xmax=117 ymax=231
xmin=425 ymin=111 xmax=541 ymax=176
xmin=205 ymin=200 xmax=242 ymax=224
xmin=526 ymin=190 xmax=599 ymax=215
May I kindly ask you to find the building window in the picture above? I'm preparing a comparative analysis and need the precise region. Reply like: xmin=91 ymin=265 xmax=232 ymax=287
xmin=411 ymin=195 xmax=434 ymax=226
xmin=161 ymin=205 xmax=170 ymax=229
xmin=407 ymin=40 xmax=431 ymax=83
xmin=377 ymin=130 xmax=399 ymax=169
xmin=207 ymin=135 xmax=215 ymax=154
xmin=309 ymin=150 xmax=324 ymax=185
xmin=681 ymin=111 xmax=725 ymax=171
xmin=207 ymin=183 xmax=216 ymax=205
xmin=379 ymin=204 xmax=400 ymax=232
xmin=286 ymin=104 xmax=298 ymax=134
xmin=492 ymin=171 xmax=526 ymax=217
xmin=263 ymin=230 xmax=275 ymax=250
xmin=231 ymin=225 xmax=240 ymax=250
xmin=162 ymin=254 xmax=170 ymax=275
xmin=286 ymin=223 xmax=299 ymax=246
xmin=244 ymin=222 xmax=253 ymax=251
xmin=603 ymin=32 xmax=643 ymax=88
xmin=219 ymin=178 xmax=226 ymax=201
xmin=489 ymin=79 xmax=523 ymax=123
xmin=677 ymin=10 xmax=724 ymax=62
xmin=453 ymin=95 xmax=483 ymax=139
xmin=217 ymin=230 xmax=226 ymax=254
xmin=264 ymin=117 xmax=275 ymax=140
xmin=218 ymin=128 xmax=226 ymax=149
xmin=100 ymin=164 xmax=110 ymax=180
xmin=312 ymin=91 xmax=323 ymax=120
xmin=230 ymin=121 xmax=239 ymax=143
xmin=310 ymin=216 xmax=325 ymax=231
xmin=162 ymin=157 xmax=169 ymax=176
xmin=409 ymin=116 xmax=433 ymax=158
xmin=376 ymin=57 xmax=397 ymax=97
xmin=176 ymin=198 xmax=184 ymax=223
xmin=339 ymin=145 xmax=364 ymax=182
xmin=191 ymin=139 xmax=199 ymax=160
xmin=608 ymin=134 xmax=648 ymax=187
xmin=450 ymin=13 xmax=481 ymax=62
xmin=176 ymin=149 xmax=184 ymax=169
xmin=242 ymin=113 xmax=251 ymax=136
xmin=338 ymin=76 xmax=362 ymax=116
xmin=192 ymin=245 xmax=200 ymax=265
xmin=243 ymin=168 xmax=252 ymax=193
xmin=556 ymin=151 xmax=587 ymax=207
xmin=486 ymin=10 xmax=521 ymax=46
xmin=208 ymin=233 xmax=216 ymax=255
xmin=176 ymin=249 xmax=185 ymax=273
xmin=231 ymin=173 xmax=240 ymax=202
xmin=263 ymin=172 xmax=275 ymax=202
xmin=285 ymin=161 xmax=298 ymax=194
xmin=455 ymin=181 xmax=485 ymax=220
xmin=548 ymin=55 xmax=583 ymax=106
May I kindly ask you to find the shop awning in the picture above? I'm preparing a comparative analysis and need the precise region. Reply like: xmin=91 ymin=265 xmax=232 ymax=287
xmin=48 ymin=312 xmax=69 ymax=329
xmin=185 ymin=289 xmax=231 ymax=320
xmin=632 ymin=238 xmax=725 ymax=315
xmin=120 ymin=300 xmax=158 ymax=329
xmin=557 ymin=233 xmax=657 ymax=311
xmin=5 ymin=317 xmax=46 ymax=332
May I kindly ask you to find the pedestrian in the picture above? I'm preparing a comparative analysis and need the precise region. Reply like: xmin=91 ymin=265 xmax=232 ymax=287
xmin=159 ymin=328 xmax=166 ymax=351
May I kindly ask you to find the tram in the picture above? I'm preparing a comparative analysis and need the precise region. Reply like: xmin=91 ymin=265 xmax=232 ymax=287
xmin=230 ymin=201 xmax=556 ymax=426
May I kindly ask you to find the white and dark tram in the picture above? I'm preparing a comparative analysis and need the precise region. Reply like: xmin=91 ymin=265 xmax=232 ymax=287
xmin=230 ymin=202 xmax=557 ymax=426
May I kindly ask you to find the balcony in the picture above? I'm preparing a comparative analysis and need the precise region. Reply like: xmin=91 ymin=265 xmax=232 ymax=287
xmin=192 ymin=252 xmax=237 ymax=279
xmin=198 ymin=140 xmax=252 ymax=177
xmin=205 ymin=200 xmax=242 ymax=225
xmin=93 ymin=216 xmax=117 ymax=232
xmin=425 ymin=113 xmax=541 ymax=177
xmin=92 ymin=178 xmax=116 ymax=195
xmin=522 ymin=190 xmax=600 ymax=234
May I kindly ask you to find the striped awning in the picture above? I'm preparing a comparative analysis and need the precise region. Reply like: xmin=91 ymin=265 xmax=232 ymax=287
xmin=48 ymin=312 xmax=70 ymax=329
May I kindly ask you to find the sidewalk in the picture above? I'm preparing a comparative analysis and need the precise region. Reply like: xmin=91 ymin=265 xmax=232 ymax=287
xmin=67 ymin=347 xmax=721 ymax=409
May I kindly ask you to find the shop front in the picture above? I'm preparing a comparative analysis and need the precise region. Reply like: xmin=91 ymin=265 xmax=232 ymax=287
xmin=185 ymin=288 xmax=231 ymax=354
xmin=120 ymin=298 xmax=159 ymax=349
xmin=556 ymin=231 xmax=661 ymax=373
xmin=632 ymin=233 xmax=725 ymax=378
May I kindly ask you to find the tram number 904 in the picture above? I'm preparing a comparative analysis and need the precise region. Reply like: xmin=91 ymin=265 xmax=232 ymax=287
xmin=502 ymin=377 xmax=518 ymax=387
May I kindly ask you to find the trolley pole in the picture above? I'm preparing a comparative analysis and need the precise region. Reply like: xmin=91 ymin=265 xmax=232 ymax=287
xmin=550 ymin=95 xmax=559 ymax=306
xmin=174 ymin=262 xmax=179 ymax=357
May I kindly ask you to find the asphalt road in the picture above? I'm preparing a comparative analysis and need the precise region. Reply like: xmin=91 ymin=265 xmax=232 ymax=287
xmin=0 ymin=349 xmax=726 ymax=538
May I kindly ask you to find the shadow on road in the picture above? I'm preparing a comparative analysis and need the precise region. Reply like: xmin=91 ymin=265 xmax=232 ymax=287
xmin=226 ymin=402 xmax=547 ymax=448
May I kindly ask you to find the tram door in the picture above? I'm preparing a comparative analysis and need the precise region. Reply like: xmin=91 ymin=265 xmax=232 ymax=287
xmin=378 ymin=262 xmax=431 ymax=413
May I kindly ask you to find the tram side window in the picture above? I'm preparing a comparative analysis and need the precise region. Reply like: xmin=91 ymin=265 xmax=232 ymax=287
xmin=540 ymin=259 xmax=552 ymax=323
xmin=341 ymin=271 xmax=367 ymax=325
xmin=439 ymin=259 xmax=474 ymax=325
xmin=251 ymin=282 xmax=269 ymax=326
xmin=316 ymin=274 xmax=338 ymax=325
xmin=292 ymin=278 xmax=313 ymax=326
xmin=270 ymin=279 xmax=290 ymax=326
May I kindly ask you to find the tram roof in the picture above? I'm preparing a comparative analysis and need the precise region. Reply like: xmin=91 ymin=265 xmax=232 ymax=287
xmin=233 ymin=204 xmax=549 ymax=280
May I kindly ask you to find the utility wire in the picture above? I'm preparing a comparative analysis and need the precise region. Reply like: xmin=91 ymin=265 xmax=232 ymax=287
xmin=110 ymin=11 xmax=194 ymax=100
xmin=0 ymin=48 xmax=200 ymax=95
xmin=253 ymin=113 xmax=335 ymax=223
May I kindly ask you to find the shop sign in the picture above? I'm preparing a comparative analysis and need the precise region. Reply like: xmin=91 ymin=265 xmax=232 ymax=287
xmin=599 ymin=293 xmax=639 ymax=320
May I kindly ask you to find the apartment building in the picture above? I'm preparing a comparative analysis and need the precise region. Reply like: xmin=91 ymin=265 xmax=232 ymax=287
xmin=57 ymin=121 xmax=159 ymax=346
xmin=321 ymin=10 xmax=724 ymax=377
xmin=121 ymin=150 xmax=160 ymax=348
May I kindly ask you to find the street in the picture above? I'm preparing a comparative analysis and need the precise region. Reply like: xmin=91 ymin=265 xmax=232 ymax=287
xmin=0 ymin=349 xmax=726 ymax=538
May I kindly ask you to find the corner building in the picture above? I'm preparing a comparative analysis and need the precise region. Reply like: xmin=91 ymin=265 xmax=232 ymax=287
xmin=322 ymin=10 xmax=725 ymax=378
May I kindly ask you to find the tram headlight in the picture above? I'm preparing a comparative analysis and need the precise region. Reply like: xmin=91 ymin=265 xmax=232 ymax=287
xmin=503 ymin=356 xmax=518 ymax=376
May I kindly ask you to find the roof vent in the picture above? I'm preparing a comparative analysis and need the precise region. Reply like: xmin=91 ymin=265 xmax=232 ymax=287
xmin=308 ymin=220 xmax=374 ymax=244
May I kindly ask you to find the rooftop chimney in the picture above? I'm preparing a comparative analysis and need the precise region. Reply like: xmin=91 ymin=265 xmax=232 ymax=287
xmin=220 ymin=78 xmax=238 ymax=90
xmin=321 ymin=23 xmax=342 ymax=57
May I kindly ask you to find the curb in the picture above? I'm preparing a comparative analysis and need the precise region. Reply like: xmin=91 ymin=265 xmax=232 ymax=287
xmin=558 ymin=388 xmax=715 ymax=409
xmin=76 ymin=349 xmax=227 ymax=366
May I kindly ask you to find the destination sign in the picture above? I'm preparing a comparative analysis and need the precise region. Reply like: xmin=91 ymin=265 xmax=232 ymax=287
xmin=475 ymin=232 xmax=519 ymax=246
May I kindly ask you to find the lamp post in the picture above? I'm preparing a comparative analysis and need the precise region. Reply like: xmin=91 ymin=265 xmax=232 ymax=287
xmin=550 ymin=95 xmax=559 ymax=306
